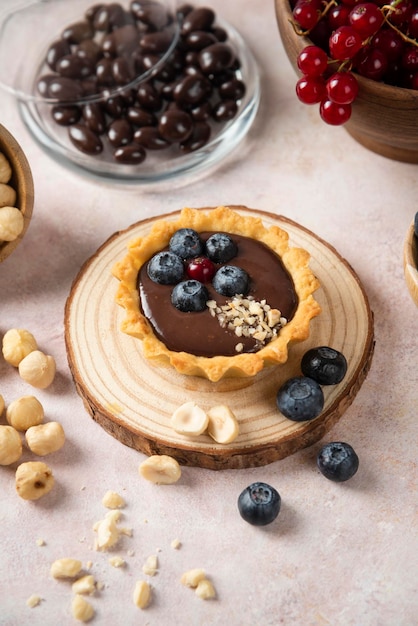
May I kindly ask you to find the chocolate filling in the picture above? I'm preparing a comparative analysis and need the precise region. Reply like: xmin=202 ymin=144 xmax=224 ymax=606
xmin=138 ymin=232 xmax=298 ymax=357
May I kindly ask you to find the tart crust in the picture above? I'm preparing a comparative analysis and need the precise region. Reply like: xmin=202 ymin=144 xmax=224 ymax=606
xmin=112 ymin=206 xmax=321 ymax=382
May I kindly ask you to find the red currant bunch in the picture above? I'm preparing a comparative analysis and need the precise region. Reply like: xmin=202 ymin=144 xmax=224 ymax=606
xmin=291 ymin=0 xmax=418 ymax=126
xmin=295 ymin=44 xmax=358 ymax=124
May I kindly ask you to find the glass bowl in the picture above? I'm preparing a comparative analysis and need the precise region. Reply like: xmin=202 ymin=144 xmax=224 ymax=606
xmin=0 ymin=0 xmax=260 ymax=184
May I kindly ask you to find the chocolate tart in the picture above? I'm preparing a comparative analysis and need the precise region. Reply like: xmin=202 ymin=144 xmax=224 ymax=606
xmin=112 ymin=206 xmax=321 ymax=382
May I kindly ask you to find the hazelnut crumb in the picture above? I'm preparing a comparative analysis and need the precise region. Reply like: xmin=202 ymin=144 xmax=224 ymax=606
xmin=142 ymin=555 xmax=158 ymax=576
xmin=171 ymin=538 xmax=181 ymax=550
xmin=101 ymin=490 xmax=125 ymax=509
xmin=26 ymin=594 xmax=42 ymax=608
xmin=109 ymin=556 xmax=125 ymax=568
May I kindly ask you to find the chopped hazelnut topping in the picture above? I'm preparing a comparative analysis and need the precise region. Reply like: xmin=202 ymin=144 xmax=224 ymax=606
xmin=207 ymin=295 xmax=287 ymax=353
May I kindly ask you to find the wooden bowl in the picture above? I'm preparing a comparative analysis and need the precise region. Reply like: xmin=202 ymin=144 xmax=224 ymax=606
xmin=275 ymin=0 xmax=418 ymax=163
xmin=0 ymin=125 xmax=34 ymax=262
xmin=404 ymin=219 xmax=418 ymax=307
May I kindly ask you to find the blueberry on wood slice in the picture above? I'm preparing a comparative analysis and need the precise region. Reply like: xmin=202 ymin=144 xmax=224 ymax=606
xmin=301 ymin=346 xmax=347 ymax=385
xmin=169 ymin=228 xmax=204 ymax=260
xmin=317 ymin=442 xmax=359 ymax=482
xmin=276 ymin=376 xmax=324 ymax=422
xmin=205 ymin=232 xmax=237 ymax=263
xmin=171 ymin=279 xmax=209 ymax=312
xmin=212 ymin=265 xmax=249 ymax=297
xmin=147 ymin=251 xmax=184 ymax=285
xmin=238 ymin=482 xmax=281 ymax=526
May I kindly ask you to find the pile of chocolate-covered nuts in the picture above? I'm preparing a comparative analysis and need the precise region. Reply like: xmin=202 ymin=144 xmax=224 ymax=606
xmin=37 ymin=1 xmax=247 ymax=165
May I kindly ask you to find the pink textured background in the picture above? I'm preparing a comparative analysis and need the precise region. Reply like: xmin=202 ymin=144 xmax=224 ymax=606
xmin=0 ymin=1 xmax=417 ymax=624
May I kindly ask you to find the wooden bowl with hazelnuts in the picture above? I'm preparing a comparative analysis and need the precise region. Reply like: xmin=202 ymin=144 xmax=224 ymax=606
xmin=0 ymin=124 xmax=34 ymax=263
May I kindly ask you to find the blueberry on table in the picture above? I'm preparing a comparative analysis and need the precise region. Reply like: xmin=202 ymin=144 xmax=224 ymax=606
xmin=171 ymin=279 xmax=209 ymax=312
xmin=147 ymin=251 xmax=184 ymax=285
xmin=317 ymin=442 xmax=359 ymax=482
xmin=212 ymin=265 xmax=249 ymax=297
xmin=205 ymin=232 xmax=237 ymax=263
xmin=169 ymin=228 xmax=204 ymax=260
xmin=238 ymin=482 xmax=281 ymax=526
xmin=276 ymin=376 xmax=324 ymax=421
xmin=301 ymin=346 xmax=347 ymax=385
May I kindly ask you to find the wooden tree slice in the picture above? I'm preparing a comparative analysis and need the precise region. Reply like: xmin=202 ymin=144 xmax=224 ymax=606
xmin=64 ymin=208 xmax=374 ymax=470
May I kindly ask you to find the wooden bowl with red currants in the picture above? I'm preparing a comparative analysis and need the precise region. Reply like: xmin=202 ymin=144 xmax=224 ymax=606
xmin=275 ymin=0 xmax=418 ymax=163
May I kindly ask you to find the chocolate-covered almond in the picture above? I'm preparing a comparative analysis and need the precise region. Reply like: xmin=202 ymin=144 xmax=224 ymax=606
xmin=56 ymin=54 xmax=94 ymax=79
xmin=114 ymin=143 xmax=146 ymax=164
xmin=180 ymin=120 xmax=211 ymax=152
xmin=131 ymin=1 xmax=170 ymax=30
xmin=127 ymin=107 xmax=156 ymax=127
xmin=47 ymin=77 xmax=83 ymax=102
xmin=51 ymin=105 xmax=81 ymax=126
xmin=46 ymin=40 xmax=72 ymax=71
xmin=137 ymin=82 xmax=162 ymax=111
xmin=184 ymin=30 xmax=217 ymax=51
xmin=96 ymin=58 xmax=114 ymax=84
xmin=82 ymin=102 xmax=106 ymax=133
xmin=68 ymin=124 xmax=103 ymax=154
xmin=219 ymin=78 xmax=246 ymax=101
xmin=107 ymin=118 xmax=133 ymax=147
xmin=140 ymin=29 xmax=173 ymax=54
xmin=212 ymin=99 xmax=238 ymax=122
xmin=158 ymin=110 xmax=193 ymax=142
xmin=76 ymin=39 xmax=103 ymax=64
xmin=133 ymin=127 xmax=170 ymax=150
xmin=199 ymin=43 xmax=234 ymax=74
xmin=37 ymin=74 xmax=55 ymax=97
xmin=173 ymin=74 xmax=212 ymax=106
xmin=62 ymin=21 xmax=94 ymax=44
xmin=181 ymin=7 xmax=215 ymax=35
xmin=112 ymin=57 xmax=135 ymax=85
xmin=103 ymin=94 xmax=125 ymax=117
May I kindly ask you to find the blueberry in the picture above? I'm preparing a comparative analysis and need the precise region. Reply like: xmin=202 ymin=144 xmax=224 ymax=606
xmin=301 ymin=346 xmax=347 ymax=385
xmin=147 ymin=251 xmax=184 ymax=285
xmin=169 ymin=228 xmax=204 ymax=260
xmin=317 ymin=442 xmax=359 ymax=482
xmin=171 ymin=279 xmax=209 ymax=312
xmin=205 ymin=232 xmax=237 ymax=263
xmin=237 ymin=482 xmax=281 ymax=526
xmin=212 ymin=265 xmax=250 ymax=297
xmin=276 ymin=376 xmax=324 ymax=421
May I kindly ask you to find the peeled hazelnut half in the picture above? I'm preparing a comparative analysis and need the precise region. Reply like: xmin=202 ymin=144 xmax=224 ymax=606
xmin=171 ymin=401 xmax=209 ymax=436
xmin=139 ymin=455 xmax=181 ymax=485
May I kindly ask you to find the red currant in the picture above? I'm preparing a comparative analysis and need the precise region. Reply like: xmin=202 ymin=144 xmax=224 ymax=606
xmin=329 ymin=25 xmax=363 ymax=60
xmin=355 ymin=46 xmax=388 ymax=80
xmin=401 ymin=47 xmax=418 ymax=72
xmin=328 ymin=5 xmax=351 ymax=29
xmin=326 ymin=71 xmax=359 ymax=104
xmin=372 ymin=28 xmax=405 ymax=63
xmin=409 ymin=9 xmax=418 ymax=40
xmin=388 ymin=0 xmax=413 ymax=29
xmin=296 ymin=75 xmax=327 ymax=104
xmin=186 ymin=256 xmax=216 ymax=283
xmin=297 ymin=45 xmax=328 ymax=76
xmin=293 ymin=0 xmax=322 ymax=31
xmin=349 ymin=3 xmax=384 ymax=38
xmin=319 ymin=98 xmax=352 ymax=125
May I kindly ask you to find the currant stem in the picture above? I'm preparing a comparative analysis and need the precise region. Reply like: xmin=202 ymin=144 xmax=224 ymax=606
xmin=381 ymin=5 xmax=418 ymax=49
